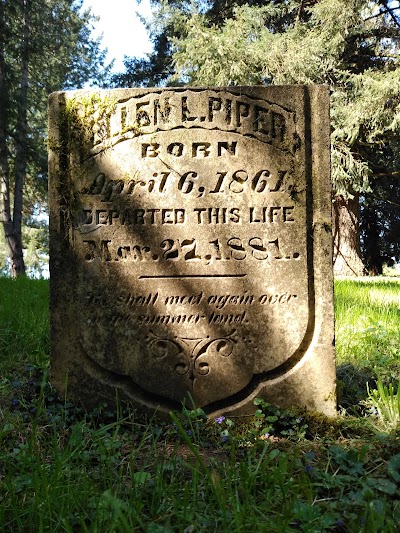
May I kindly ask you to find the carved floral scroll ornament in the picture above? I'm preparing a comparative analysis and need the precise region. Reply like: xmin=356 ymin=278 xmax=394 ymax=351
xmin=145 ymin=329 xmax=238 ymax=388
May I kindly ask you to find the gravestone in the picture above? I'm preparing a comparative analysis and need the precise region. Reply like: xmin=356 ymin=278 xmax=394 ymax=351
xmin=49 ymin=85 xmax=336 ymax=417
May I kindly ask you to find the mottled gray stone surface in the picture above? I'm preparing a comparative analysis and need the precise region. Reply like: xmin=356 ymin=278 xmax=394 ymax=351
xmin=49 ymin=85 xmax=336 ymax=417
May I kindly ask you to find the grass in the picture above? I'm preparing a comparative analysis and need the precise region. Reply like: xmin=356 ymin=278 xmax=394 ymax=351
xmin=1 ymin=277 xmax=400 ymax=531
xmin=0 ymin=277 xmax=49 ymax=373
xmin=335 ymin=278 xmax=400 ymax=411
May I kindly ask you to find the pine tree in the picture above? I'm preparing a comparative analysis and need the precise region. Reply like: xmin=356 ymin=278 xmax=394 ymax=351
xmin=114 ymin=0 xmax=400 ymax=275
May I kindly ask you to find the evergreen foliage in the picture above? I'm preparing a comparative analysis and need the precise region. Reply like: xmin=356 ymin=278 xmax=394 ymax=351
xmin=114 ymin=0 xmax=400 ymax=271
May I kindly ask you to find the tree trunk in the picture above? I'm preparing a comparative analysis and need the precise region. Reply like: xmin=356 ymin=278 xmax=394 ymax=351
xmin=0 ymin=0 xmax=30 ymax=276
xmin=9 ymin=0 xmax=31 ymax=277
xmin=362 ymin=201 xmax=383 ymax=275
xmin=0 ymin=1 xmax=19 ymax=276
xmin=333 ymin=194 xmax=365 ymax=277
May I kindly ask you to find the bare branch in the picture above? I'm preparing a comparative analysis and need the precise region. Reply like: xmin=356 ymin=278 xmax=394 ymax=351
xmin=371 ymin=170 xmax=400 ymax=178
xmin=296 ymin=0 xmax=307 ymax=23
xmin=364 ymin=7 xmax=399 ymax=23
xmin=366 ymin=3 xmax=400 ymax=28
xmin=385 ymin=1 xmax=400 ymax=28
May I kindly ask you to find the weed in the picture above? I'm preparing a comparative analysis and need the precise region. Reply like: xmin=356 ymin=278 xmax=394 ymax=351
xmin=364 ymin=379 xmax=400 ymax=431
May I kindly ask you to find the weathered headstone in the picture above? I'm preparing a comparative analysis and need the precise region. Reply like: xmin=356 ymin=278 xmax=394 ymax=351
xmin=49 ymin=85 xmax=336 ymax=417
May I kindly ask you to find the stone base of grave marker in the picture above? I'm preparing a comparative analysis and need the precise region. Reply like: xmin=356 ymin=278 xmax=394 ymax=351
xmin=49 ymin=85 xmax=336 ymax=417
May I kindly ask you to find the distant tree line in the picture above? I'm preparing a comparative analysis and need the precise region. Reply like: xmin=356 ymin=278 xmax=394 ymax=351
xmin=0 ymin=0 xmax=110 ymax=277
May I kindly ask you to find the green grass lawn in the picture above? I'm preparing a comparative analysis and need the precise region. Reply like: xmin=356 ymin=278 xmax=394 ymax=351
xmin=1 ymin=277 xmax=400 ymax=531
xmin=335 ymin=278 xmax=400 ymax=412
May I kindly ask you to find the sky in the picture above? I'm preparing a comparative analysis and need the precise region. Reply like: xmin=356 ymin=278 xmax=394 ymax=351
xmin=81 ymin=0 xmax=153 ymax=72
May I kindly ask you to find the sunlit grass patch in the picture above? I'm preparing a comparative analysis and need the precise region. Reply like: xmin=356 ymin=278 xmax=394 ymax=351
xmin=367 ymin=288 xmax=400 ymax=307
xmin=335 ymin=278 xmax=400 ymax=409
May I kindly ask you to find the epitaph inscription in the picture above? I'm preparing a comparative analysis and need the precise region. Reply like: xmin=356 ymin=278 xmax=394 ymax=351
xmin=49 ymin=86 xmax=336 ymax=416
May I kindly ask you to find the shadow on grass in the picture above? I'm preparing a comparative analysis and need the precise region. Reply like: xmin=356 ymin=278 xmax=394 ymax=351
xmin=336 ymin=362 xmax=376 ymax=413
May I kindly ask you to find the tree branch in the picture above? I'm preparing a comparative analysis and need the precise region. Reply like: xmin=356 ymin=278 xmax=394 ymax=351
xmin=371 ymin=170 xmax=400 ymax=178
xmin=364 ymin=6 xmax=400 ymax=23
xmin=383 ymin=1 xmax=400 ymax=28
xmin=296 ymin=0 xmax=307 ymax=23
xmin=369 ymin=192 xmax=400 ymax=208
